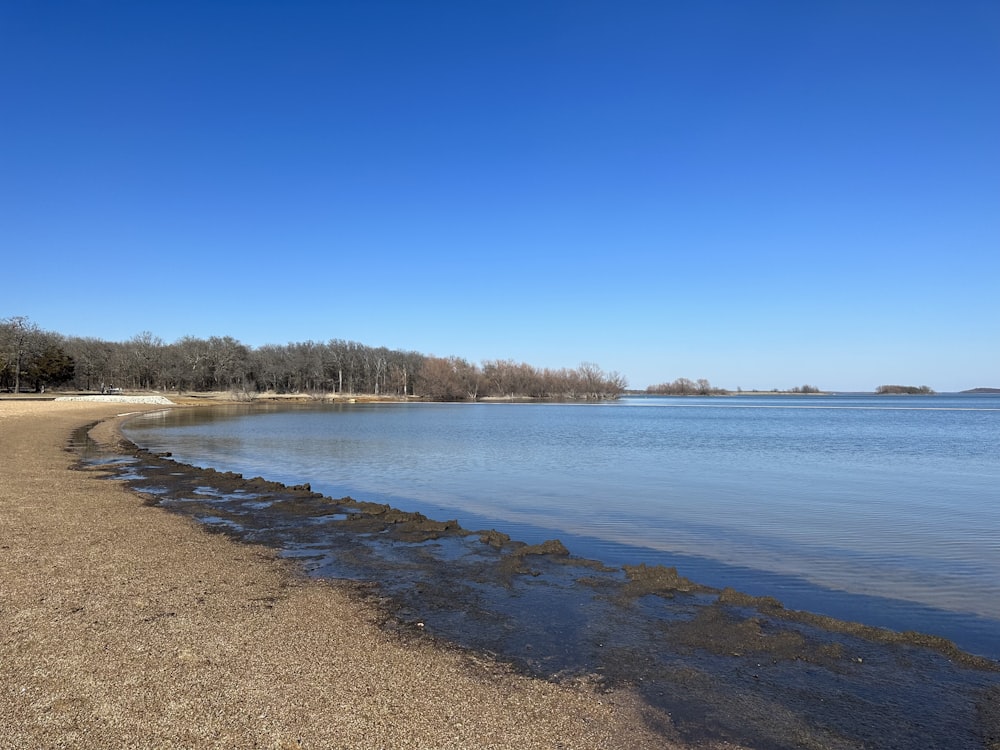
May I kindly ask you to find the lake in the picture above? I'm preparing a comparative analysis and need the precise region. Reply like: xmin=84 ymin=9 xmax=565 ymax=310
xmin=123 ymin=393 xmax=1000 ymax=660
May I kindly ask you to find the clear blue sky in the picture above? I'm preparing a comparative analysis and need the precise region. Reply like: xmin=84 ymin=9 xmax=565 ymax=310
xmin=3 ymin=1 xmax=998 ymax=392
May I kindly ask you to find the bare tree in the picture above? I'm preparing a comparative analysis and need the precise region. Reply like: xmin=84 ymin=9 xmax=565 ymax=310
xmin=577 ymin=362 xmax=602 ymax=398
xmin=483 ymin=358 xmax=522 ymax=399
xmin=252 ymin=344 xmax=289 ymax=393
xmin=3 ymin=320 xmax=630 ymax=402
xmin=64 ymin=336 xmax=115 ymax=391
xmin=416 ymin=356 xmax=481 ymax=400
xmin=125 ymin=331 xmax=164 ymax=389
xmin=646 ymin=377 xmax=726 ymax=396
xmin=208 ymin=336 xmax=251 ymax=391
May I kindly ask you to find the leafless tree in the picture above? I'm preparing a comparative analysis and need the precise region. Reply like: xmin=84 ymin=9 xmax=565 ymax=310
xmin=3 ymin=319 xmax=628 ymax=402
xmin=416 ymin=356 xmax=481 ymax=400
xmin=124 ymin=331 xmax=164 ymax=389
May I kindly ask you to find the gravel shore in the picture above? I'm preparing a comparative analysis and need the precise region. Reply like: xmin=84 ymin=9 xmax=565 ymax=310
xmin=1 ymin=400 xmax=708 ymax=749
xmin=53 ymin=394 xmax=176 ymax=404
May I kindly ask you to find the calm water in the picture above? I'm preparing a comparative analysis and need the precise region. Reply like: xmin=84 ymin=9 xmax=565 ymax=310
xmin=124 ymin=393 xmax=1000 ymax=657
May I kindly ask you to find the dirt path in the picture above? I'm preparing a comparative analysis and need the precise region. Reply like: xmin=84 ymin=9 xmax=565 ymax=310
xmin=1 ymin=401 xmax=704 ymax=749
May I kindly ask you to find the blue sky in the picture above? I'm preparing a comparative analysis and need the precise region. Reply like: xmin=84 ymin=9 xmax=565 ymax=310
xmin=3 ymin=1 xmax=998 ymax=391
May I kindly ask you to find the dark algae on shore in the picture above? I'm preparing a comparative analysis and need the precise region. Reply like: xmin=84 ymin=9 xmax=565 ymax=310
xmin=76 ymin=424 xmax=1000 ymax=750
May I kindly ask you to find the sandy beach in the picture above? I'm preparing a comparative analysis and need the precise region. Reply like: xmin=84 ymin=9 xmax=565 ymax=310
xmin=0 ymin=398 xmax=707 ymax=749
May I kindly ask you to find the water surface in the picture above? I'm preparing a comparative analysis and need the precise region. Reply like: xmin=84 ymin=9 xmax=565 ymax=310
xmin=124 ymin=393 xmax=1000 ymax=658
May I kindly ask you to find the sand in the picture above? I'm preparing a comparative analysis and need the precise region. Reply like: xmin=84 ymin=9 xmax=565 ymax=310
xmin=0 ymin=400 xmax=717 ymax=749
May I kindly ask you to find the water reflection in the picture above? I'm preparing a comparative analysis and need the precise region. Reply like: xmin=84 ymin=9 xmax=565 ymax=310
xmin=123 ymin=395 xmax=1000 ymax=649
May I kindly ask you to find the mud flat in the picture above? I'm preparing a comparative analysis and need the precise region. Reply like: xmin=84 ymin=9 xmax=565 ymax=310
xmin=0 ymin=400 xmax=686 ymax=749
xmin=110 ymin=407 xmax=1000 ymax=750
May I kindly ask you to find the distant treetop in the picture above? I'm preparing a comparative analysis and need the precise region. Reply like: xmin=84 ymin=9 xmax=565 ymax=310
xmin=874 ymin=385 xmax=935 ymax=395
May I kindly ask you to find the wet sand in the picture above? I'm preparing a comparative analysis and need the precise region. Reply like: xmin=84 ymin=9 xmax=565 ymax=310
xmin=0 ymin=399 xmax=697 ymax=749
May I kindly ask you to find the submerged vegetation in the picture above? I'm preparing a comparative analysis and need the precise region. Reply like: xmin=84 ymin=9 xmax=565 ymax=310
xmin=0 ymin=316 xmax=626 ymax=401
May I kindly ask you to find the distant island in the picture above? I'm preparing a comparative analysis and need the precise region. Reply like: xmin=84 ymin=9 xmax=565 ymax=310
xmin=874 ymin=385 xmax=935 ymax=395
xmin=644 ymin=379 xmax=824 ymax=396
xmin=961 ymin=387 xmax=1000 ymax=394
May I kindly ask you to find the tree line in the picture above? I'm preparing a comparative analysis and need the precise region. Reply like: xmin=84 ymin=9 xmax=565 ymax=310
xmin=874 ymin=384 xmax=935 ymax=395
xmin=645 ymin=377 xmax=728 ymax=395
xmin=645 ymin=379 xmax=824 ymax=395
xmin=0 ymin=316 xmax=627 ymax=400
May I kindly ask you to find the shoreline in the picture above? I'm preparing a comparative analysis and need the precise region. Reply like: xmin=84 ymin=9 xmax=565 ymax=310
xmin=0 ymin=400 xmax=685 ymax=749
xmin=104 ymin=401 xmax=1000 ymax=748
xmin=113 ymin=394 xmax=1000 ymax=660
xmin=113 ymin=406 xmax=1000 ymax=672
xmin=6 ymin=397 xmax=1000 ymax=749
